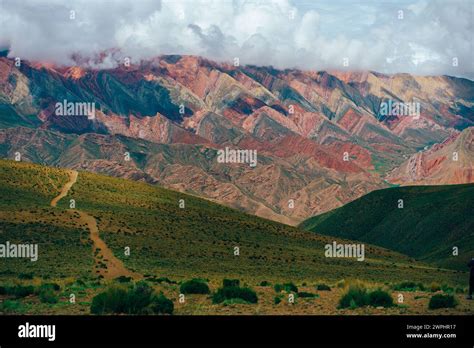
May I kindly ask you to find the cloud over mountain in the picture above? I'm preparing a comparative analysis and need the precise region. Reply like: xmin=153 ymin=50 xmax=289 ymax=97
xmin=0 ymin=0 xmax=472 ymax=78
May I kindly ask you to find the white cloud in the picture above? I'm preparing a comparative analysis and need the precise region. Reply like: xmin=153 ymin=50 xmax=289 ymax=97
xmin=0 ymin=0 xmax=472 ymax=78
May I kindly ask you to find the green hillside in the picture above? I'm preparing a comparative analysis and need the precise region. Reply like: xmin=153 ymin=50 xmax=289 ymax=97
xmin=300 ymin=184 xmax=474 ymax=270
xmin=0 ymin=159 xmax=464 ymax=286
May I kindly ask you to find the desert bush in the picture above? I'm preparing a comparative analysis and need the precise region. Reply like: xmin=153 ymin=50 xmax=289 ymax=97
xmin=180 ymin=279 xmax=210 ymax=294
xmin=90 ymin=282 xmax=173 ymax=315
xmin=338 ymin=285 xmax=369 ymax=309
xmin=126 ymin=281 xmax=154 ymax=314
xmin=339 ymin=285 xmax=394 ymax=309
xmin=392 ymin=281 xmax=418 ymax=291
xmin=39 ymin=288 xmax=58 ymax=304
xmin=368 ymin=289 xmax=393 ymax=308
xmin=274 ymin=296 xmax=282 ymax=305
xmin=18 ymin=272 xmax=34 ymax=280
xmin=274 ymin=283 xmax=298 ymax=293
xmin=148 ymin=277 xmax=176 ymax=285
xmin=115 ymin=276 xmax=132 ymax=283
xmin=316 ymin=284 xmax=331 ymax=291
xmin=37 ymin=283 xmax=60 ymax=293
xmin=212 ymin=286 xmax=258 ymax=304
xmin=430 ymin=282 xmax=441 ymax=292
xmin=441 ymin=284 xmax=454 ymax=293
xmin=428 ymin=294 xmax=457 ymax=309
xmin=0 ymin=300 xmax=26 ymax=313
xmin=283 ymin=282 xmax=298 ymax=293
xmin=298 ymin=292 xmax=318 ymax=298
xmin=223 ymin=279 xmax=240 ymax=288
xmin=259 ymin=281 xmax=271 ymax=287
xmin=149 ymin=294 xmax=174 ymax=314
xmin=7 ymin=285 xmax=35 ymax=299
xmin=90 ymin=287 xmax=129 ymax=314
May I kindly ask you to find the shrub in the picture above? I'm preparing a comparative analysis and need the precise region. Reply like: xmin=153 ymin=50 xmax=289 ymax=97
xmin=126 ymin=282 xmax=154 ymax=314
xmin=368 ymin=289 xmax=393 ymax=308
xmin=37 ymin=283 xmax=60 ymax=293
xmin=430 ymin=282 xmax=441 ymax=292
xmin=223 ymin=279 xmax=240 ymax=288
xmin=18 ymin=273 xmax=34 ymax=280
xmin=298 ymin=292 xmax=318 ymax=298
xmin=339 ymin=285 xmax=369 ymax=309
xmin=455 ymin=287 xmax=465 ymax=294
xmin=274 ymin=296 xmax=281 ymax=305
xmin=115 ymin=276 xmax=132 ymax=283
xmin=8 ymin=285 xmax=35 ymax=299
xmin=274 ymin=282 xmax=298 ymax=293
xmin=39 ymin=288 xmax=58 ymax=304
xmin=339 ymin=285 xmax=394 ymax=309
xmin=212 ymin=286 xmax=258 ymax=304
xmin=150 ymin=294 xmax=174 ymax=314
xmin=148 ymin=277 xmax=176 ymax=285
xmin=90 ymin=287 xmax=129 ymax=314
xmin=428 ymin=294 xmax=458 ymax=309
xmin=441 ymin=284 xmax=454 ymax=293
xmin=180 ymin=279 xmax=210 ymax=294
xmin=0 ymin=300 xmax=25 ymax=313
xmin=316 ymin=284 xmax=331 ymax=291
xmin=259 ymin=281 xmax=271 ymax=287
xmin=283 ymin=282 xmax=298 ymax=292
xmin=393 ymin=281 xmax=418 ymax=291
xmin=91 ymin=282 xmax=174 ymax=315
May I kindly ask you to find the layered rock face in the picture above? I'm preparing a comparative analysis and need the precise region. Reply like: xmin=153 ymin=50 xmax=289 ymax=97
xmin=0 ymin=54 xmax=473 ymax=224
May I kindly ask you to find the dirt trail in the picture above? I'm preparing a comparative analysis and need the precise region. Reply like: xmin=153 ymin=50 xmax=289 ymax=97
xmin=50 ymin=170 xmax=141 ymax=280
xmin=51 ymin=170 xmax=78 ymax=207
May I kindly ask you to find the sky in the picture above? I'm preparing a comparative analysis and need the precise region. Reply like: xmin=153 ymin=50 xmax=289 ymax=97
xmin=0 ymin=0 xmax=473 ymax=78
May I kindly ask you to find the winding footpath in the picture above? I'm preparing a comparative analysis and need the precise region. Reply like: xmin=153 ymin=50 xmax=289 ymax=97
xmin=50 ymin=170 xmax=140 ymax=280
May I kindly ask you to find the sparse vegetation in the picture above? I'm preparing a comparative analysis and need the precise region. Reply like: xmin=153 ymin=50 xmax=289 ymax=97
xmin=316 ymin=284 xmax=331 ymax=291
xmin=179 ymin=279 xmax=210 ymax=295
xmin=297 ymin=292 xmax=318 ymax=298
xmin=339 ymin=285 xmax=393 ymax=309
xmin=223 ymin=279 xmax=240 ymax=288
xmin=428 ymin=294 xmax=458 ymax=309
xmin=90 ymin=282 xmax=174 ymax=315
xmin=0 ymin=160 xmax=469 ymax=315
xmin=274 ymin=282 xmax=298 ymax=293
xmin=368 ymin=289 xmax=394 ymax=308
xmin=212 ymin=286 xmax=258 ymax=304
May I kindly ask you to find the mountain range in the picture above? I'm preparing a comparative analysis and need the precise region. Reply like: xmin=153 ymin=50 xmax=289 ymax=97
xmin=1 ymin=52 xmax=473 ymax=224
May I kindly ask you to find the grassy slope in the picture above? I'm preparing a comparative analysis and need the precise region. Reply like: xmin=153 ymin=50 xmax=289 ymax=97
xmin=300 ymin=184 xmax=474 ymax=270
xmin=54 ymin=163 xmax=464 ymax=286
xmin=0 ymin=160 xmax=93 ymax=279
xmin=0 ymin=159 xmax=465 ymax=286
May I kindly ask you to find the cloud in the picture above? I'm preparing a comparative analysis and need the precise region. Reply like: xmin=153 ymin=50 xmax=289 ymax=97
xmin=0 ymin=0 xmax=472 ymax=78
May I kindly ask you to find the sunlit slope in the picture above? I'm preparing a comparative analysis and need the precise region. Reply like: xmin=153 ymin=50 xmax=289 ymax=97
xmin=0 ymin=159 xmax=465 ymax=285
xmin=0 ymin=160 xmax=93 ymax=278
